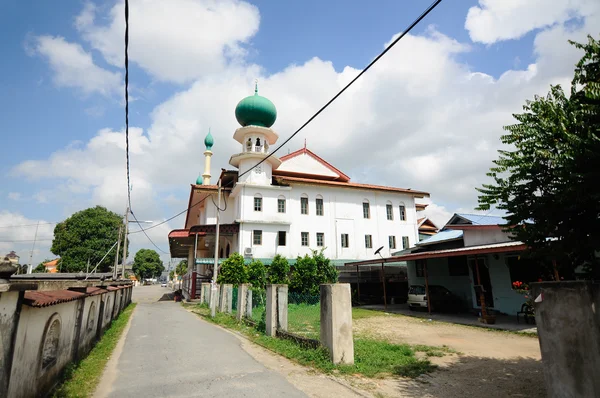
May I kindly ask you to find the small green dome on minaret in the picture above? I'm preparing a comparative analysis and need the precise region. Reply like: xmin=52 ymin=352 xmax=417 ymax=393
xmin=196 ymin=174 xmax=203 ymax=185
xmin=235 ymin=82 xmax=277 ymax=128
xmin=204 ymin=129 xmax=214 ymax=150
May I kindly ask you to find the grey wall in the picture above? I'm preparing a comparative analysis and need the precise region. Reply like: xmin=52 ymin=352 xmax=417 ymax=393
xmin=532 ymin=281 xmax=600 ymax=398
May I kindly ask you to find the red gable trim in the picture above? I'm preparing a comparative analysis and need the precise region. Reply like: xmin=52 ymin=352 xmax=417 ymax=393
xmin=277 ymin=147 xmax=350 ymax=182
xmin=274 ymin=176 xmax=429 ymax=197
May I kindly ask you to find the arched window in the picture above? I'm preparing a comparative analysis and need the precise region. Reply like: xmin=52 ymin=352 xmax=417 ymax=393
xmin=386 ymin=201 xmax=394 ymax=220
xmin=300 ymin=194 xmax=309 ymax=215
xmin=316 ymin=194 xmax=324 ymax=216
xmin=398 ymin=203 xmax=406 ymax=221
xmin=277 ymin=195 xmax=286 ymax=213
xmin=246 ymin=138 xmax=252 ymax=152
xmin=254 ymin=194 xmax=262 ymax=211
xmin=87 ymin=302 xmax=97 ymax=331
xmin=363 ymin=200 xmax=370 ymax=219
xmin=41 ymin=314 xmax=61 ymax=369
xmin=255 ymin=137 xmax=261 ymax=147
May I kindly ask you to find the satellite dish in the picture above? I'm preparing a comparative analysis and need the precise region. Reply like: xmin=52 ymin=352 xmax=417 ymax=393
xmin=374 ymin=246 xmax=384 ymax=256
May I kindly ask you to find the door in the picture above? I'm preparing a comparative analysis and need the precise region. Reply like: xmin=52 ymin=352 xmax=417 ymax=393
xmin=469 ymin=257 xmax=494 ymax=308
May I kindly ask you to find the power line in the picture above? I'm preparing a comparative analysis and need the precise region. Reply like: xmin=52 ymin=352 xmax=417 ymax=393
xmin=0 ymin=222 xmax=57 ymax=229
xmin=238 ymin=0 xmax=443 ymax=179
xmin=0 ymin=238 xmax=54 ymax=243
xmin=130 ymin=209 xmax=169 ymax=254
xmin=127 ymin=0 xmax=443 ymax=240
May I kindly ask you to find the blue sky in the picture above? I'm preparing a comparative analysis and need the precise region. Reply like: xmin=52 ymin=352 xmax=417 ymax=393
xmin=0 ymin=0 xmax=597 ymax=264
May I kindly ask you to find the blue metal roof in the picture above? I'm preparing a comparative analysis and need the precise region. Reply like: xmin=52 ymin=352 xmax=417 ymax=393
xmin=454 ymin=213 xmax=507 ymax=226
xmin=416 ymin=229 xmax=463 ymax=246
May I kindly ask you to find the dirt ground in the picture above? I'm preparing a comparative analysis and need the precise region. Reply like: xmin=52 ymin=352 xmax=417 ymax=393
xmin=353 ymin=314 xmax=545 ymax=398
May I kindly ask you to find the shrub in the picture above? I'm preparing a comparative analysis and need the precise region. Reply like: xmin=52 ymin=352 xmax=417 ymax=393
xmin=217 ymin=253 xmax=248 ymax=286
xmin=268 ymin=254 xmax=289 ymax=284
xmin=248 ymin=259 xmax=267 ymax=289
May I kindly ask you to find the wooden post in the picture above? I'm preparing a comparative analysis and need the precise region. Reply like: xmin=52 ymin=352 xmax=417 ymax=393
xmin=424 ymin=260 xmax=432 ymax=314
xmin=552 ymin=259 xmax=560 ymax=281
xmin=474 ymin=255 xmax=487 ymax=318
xmin=381 ymin=262 xmax=387 ymax=309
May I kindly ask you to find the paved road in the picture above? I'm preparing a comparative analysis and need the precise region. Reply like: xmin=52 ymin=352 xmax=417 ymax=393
xmin=102 ymin=285 xmax=306 ymax=397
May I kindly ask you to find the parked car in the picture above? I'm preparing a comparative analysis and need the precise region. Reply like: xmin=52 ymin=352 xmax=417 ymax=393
xmin=407 ymin=284 xmax=464 ymax=312
xmin=161 ymin=282 xmax=167 ymax=287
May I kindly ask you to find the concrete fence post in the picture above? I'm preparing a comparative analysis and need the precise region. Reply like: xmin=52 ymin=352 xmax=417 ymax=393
xmin=245 ymin=288 xmax=253 ymax=319
xmin=265 ymin=284 xmax=277 ymax=336
xmin=219 ymin=284 xmax=232 ymax=313
xmin=201 ymin=283 xmax=210 ymax=304
xmin=277 ymin=285 xmax=288 ymax=332
xmin=320 ymin=283 xmax=354 ymax=365
xmin=237 ymin=284 xmax=248 ymax=321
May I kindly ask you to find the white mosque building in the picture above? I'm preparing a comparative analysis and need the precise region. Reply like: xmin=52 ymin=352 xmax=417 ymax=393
xmin=168 ymin=85 xmax=431 ymax=276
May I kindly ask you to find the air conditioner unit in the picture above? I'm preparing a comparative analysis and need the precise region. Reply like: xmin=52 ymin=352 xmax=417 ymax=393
xmin=244 ymin=247 xmax=253 ymax=257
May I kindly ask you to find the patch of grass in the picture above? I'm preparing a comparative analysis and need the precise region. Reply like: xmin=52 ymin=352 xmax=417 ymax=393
xmin=187 ymin=304 xmax=437 ymax=379
xmin=413 ymin=344 xmax=458 ymax=357
xmin=351 ymin=308 xmax=382 ymax=320
xmin=288 ymin=303 xmax=320 ymax=339
xmin=51 ymin=303 xmax=137 ymax=398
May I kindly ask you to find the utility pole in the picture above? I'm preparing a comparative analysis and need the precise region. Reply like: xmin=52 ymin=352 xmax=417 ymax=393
xmin=113 ymin=224 xmax=123 ymax=279
xmin=121 ymin=207 xmax=129 ymax=279
xmin=27 ymin=221 xmax=40 ymax=274
xmin=210 ymin=178 xmax=222 ymax=317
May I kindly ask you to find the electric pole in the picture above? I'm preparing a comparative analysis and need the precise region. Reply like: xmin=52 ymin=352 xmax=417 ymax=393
xmin=113 ymin=224 xmax=123 ymax=279
xmin=210 ymin=179 xmax=222 ymax=317
xmin=121 ymin=207 xmax=129 ymax=279
xmin=27 ymin=221 xmax=40 ymax=274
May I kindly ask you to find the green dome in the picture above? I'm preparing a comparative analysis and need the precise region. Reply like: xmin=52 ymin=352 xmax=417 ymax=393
xmin=204 ymin=130 xmax=214 ymax=150
xmin=235 ymin=83 xmax=277 ymax=128
xmin=196 ymin=174 xmax=203 ymax=185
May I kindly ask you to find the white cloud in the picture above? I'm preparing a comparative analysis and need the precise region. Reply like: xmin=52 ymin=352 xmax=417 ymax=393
xmin=465 ymin=0 xmax=599 ymax=44
xmin=76 ymin=0 xmax=260 ymax=83
xmin=7 ymin=192 xmax=21 ymax=201
xmin=30 ymin=35 xmax=122 ymax=96
xmin=0 ymin=212 xmax=56 ymax=265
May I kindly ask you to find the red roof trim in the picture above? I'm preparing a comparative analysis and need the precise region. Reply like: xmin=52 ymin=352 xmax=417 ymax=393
xmin=168 ymin=229 xmax=191 ymax=238
xmin=275 ymin=176 xmax=429 ymax=197
xmin=278 ymin=147 xmax=350 ymax=182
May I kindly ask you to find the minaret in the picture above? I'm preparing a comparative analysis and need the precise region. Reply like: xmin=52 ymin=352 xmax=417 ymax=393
xmin=229 ymin=83 xmax=281 ymax=184
xmin=202 ymin=130 xmax=214 ymax=185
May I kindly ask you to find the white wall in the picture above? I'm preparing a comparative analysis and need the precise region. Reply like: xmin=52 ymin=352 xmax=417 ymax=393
xmin=463 ymin=228 xmax=513 ymax=247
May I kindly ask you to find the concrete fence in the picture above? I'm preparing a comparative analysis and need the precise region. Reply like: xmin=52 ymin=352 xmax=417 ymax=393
xmin=0 ymin=281 xmax=133 ymax=398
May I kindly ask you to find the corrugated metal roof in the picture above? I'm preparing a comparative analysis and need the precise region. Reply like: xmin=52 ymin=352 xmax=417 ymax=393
xmin=24 ymin=290 xmax=86 ymax=307
xmin=455 ymin=213 xmax=507 ymax=226
xmin=416 ymin=229 xmax=463 ymax=246
xmin=393 ymin=240 xmax=526 ymax=261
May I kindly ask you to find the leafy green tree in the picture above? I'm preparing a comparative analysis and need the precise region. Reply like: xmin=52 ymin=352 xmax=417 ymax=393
xmin=290 ymin=250 xmax=338 ymax=294
xmin=33 ymin=261 xmax=48 ymax=273
xmin=268 ymin=254 xmax=289 ymax=284
xmin=175 ymin=259 xmax=188 ymax=276
xmin=132 ymin=249 xmax=164 ymax=280
xmin=217 ymin=253 xmax=248 ymax=286
xmin=169 ymin=270 xmax=175 ymax=281
xmin=477 ymin=36 xmax=600 ymax=277
xmin=51 ymin=206 xmax=126 ymax=273
xmin=247 ymin=259 xmax=267 ymax=289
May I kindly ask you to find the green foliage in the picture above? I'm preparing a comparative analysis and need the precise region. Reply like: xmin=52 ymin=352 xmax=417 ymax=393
xmin=290 ymin=249 xmax=338 ymax=295
xmin=175 ymin=259 xmax=188 ymax=275
xmin=169 ymin=270 xmax=175 ymax=281
xmin=267 ymin=254 xmax=289 ymax=284
xmin=51 ymin=206 xmax=126 ymax=273
xmin=217 ymin=253 xmax=248 ymax=286
xmin=132 ymin=249 xmax=164 ymax=280
xmin=477 ymin=36 xmax=600 ymax=277
xmin=247 ymin=259 xmax=267 ymax=289
xmin=33 ymin=262 xmax=47 ymax=273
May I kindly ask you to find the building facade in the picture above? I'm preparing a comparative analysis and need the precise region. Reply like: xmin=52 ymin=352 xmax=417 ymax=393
xmin=168 ymin=86 xmax=430 ymax=276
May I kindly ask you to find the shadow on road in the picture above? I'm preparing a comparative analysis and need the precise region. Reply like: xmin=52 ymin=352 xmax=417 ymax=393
xmin=396 ymin=355 xmax=545 ymax=397
xmin=157 ymin=292 xmax=174 ymax=302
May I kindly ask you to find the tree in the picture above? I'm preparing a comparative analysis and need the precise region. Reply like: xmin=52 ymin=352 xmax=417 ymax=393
xmin=217 ymin=253 xmax=248 ymax=286
xmin=247 ymin=259 xmax=267 ymax=289
xmin=169 ymin=270 xmax=175 ymax=281
xmin=51 ymin=206 xmax=126 ymax=273
xmin=477 ymin=36 xmax=600 ymax=277
xmin=33 ymin=261 xmax=48 ymax=273
xmin=290 ymin=250 xmax=338 ymax=295
xmin=175 ymin=259 xmax=188 ymax=276
xmin=268 ymin=254 xmax=289 ymax=284
xmin=132 ymin=249 xmax=164 ymax=280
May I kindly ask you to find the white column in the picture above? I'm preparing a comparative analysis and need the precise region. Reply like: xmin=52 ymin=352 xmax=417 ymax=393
xmin=202 ymin=149 xmax=213 ymax=185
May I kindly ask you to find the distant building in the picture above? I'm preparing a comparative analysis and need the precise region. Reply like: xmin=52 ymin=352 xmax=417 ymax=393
xmin=43 ymin=259 xmax=60 ymax=273
xmin=5 ymin=251 xmax=20 ymax=265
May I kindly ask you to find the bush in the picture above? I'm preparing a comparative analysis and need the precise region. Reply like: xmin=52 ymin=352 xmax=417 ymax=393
xmin=217 ymin=253 xmax=248 ymax=286
xmin=248 ymin=259 xmax=267 ymax=289
xmin=268 ymin=254 xmax=289 ymax=284
xmin=290 ymin=249 xmax=338 ymax=295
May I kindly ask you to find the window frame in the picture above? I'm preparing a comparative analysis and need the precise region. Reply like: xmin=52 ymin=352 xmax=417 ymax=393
xmin=365 ymin=234 xmax=372 ymax=249
xmin=389 ymin=235 xmax=396 ymax=249
xmin=277 ymin=197 xmax=286 ymax=213
xmin=300 ymin=196 xmax=309 ymax=215
xmin=316 ymin=232 xmax=324 ymax=247
xmin=316 ymin=197 xmax=324 ymax=216
xmin=402 ymin=236 xmax=410 ymax=249
xmin=254 ymin=196 xmax=262 ymax=212
xmin=341 ymin=233 xmax=349 ymax=248
xmin=386 ymin=203 xmax=394 ymax=220
xmin=277 ymin=231 xmax=286 ymax=246
xmin=363 ymin=201 xmax=370 ymax=219
xmin=301 ymin=232 xmax=309 ymax=247
xmin=253 ymin=230 xmax=262 ymax=245
xmin=399 ymin=205 xmax=406 ymax=221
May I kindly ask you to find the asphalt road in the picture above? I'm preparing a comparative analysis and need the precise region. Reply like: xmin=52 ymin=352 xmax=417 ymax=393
xmin=102 ymin=285 xmax=306 ymax=397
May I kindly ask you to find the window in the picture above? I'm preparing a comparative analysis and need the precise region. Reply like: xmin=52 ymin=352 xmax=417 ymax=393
xmin=402 ymin=236 xmax=410 ymax=249
xmin=42 ymin=315 xmax=61 ymax=369
xmin=386 ymin=204 xmax=393 ymax=220
xmin=415 ymin=260 xmax=425 ymax=277
xmin=363 ymin=201 xmax=370 ymax=219
xmin=316 ymin=197 xmax=324 ymax=216
xmin=341 ymin=234 xmax=349 ymax=248
xmin=254 ymin=196 xmax=262 ymax=211
xmin=448 ymin=256 xmax=469 ymax=276
xmin=253 ymin=230 xmax=262 ymax=245
xmin=278 ymin=197 xmax=286 ymax=213
xmin=317 ymin=232 xmax=324 ymax=247
xmin=301 ymin=232 xmax=309 ymax=246
xmin=301 ymin=196 xmax=308 ymax=214
xmin=365 ymin=234 xmax=372 ymax=249
xmin=278 ymin=231 xmax=286 ymax=246
xmin=399 ymin=205 xmax=406 ymax=221
xmin=389 ymin=236 xmax=396 ymax=249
